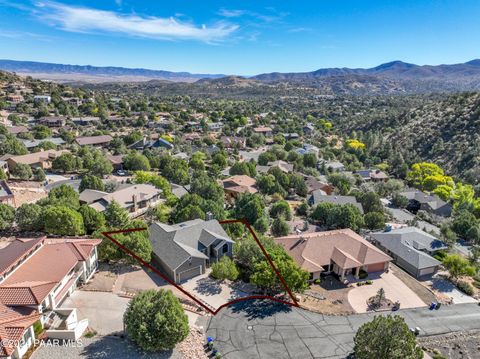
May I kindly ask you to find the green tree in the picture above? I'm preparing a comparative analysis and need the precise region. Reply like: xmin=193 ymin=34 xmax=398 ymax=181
xmin=123 ymin=289 xmax=189 ymax=351
xmin=212 ymin=152 xmax=228 ymax=169
xmin=327 ymin=173 xmax=353 ymax=195
xmin=52 ymin=153 xmax=81 ymax=173
xmin=269 ymin=200 xmax=292 ymax=220
xmin=15 ymin=203 xmax=44 ymax=231
xmin=188 ymin=151 xmax=206 ymax=171
xmin=452 ymin=210 xmax=478 ymax=239
xmin=79 ymin=174 xmax=105 ymax=192
xmin=79 ymin=205 xmax=106 ymax=234
xmin=391 ymin=193 xmax=409 ymax=208
xmin=33 ymin=167 xmax=46 ymax=181
xmin=44 ymin=206 xmax=85 ymax=235
xmin=0 ymin=167 xmax=7 ymax=180
xmin=211 ymin=256 xmax=239 ymax=281
xmin=33 ymin=125 xmax=52 ymax=139
xmin=364 ymin=212 xmax=386 ymax=230
xmin=124 ymin=152 xmax=151 ymax=171
xmin=0 ymin=203 xmax=15 ymax=230
xmin=12 ymin=163 xmax=32 ymax=180
xmin=271 ymin=217 xmax=290 ymax=237
xmin=44 ymin=184 xmax=80 ymax=209
xmin=104 ymin=200 xmax=131 ymax=228
xmin=442 ymin=254 xmax=476 ymax=280
xmin=354 ymin=315 xmax=423 ymax=359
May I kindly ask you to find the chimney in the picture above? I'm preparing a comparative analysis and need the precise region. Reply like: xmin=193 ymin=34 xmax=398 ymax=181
xmin=206 ymin=212 xmax=214 ymax=221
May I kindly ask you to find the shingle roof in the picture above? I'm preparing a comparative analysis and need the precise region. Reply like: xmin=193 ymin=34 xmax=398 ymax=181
xmin=75 ymin=135 xmax=113 ymax=146
xmin=8 ymin=149 xmax=68 ymax=166
xmin=222 ymin=175 xmax=258 ymax=194
xmin=310 ymin=193 xmax=364 ymax=213
xmin=87 ymin=184 xmax=160 ymax=212
xmin=371 ymin=229 xmax=442 ymax=270
xmin=400 ymin=189 xmax=449 ymax=210
xmin=275 ymin=229 xmax=391 ymax=272
xmin=149 ymin=219 xmax=232 ymax=270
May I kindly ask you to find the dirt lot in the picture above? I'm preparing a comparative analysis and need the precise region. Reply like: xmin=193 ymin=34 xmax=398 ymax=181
xmin=418 ymin=330 xmax=480 ymax=359
xmin=300 ymin=275 xmax=354 ymax=315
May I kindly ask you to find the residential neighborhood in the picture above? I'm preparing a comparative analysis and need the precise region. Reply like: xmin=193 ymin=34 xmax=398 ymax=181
xmin=0 ymin=50 xmax=480 ymax=359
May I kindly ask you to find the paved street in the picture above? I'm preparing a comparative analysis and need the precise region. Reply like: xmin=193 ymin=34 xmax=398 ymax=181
xmin=207 ymin=299 xmax=480 ymax=359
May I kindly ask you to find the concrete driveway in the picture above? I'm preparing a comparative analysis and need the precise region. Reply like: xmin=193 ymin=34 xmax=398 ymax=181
xmin=61 ymin=291 xmax=130 ymax=335
xmin=347 ymin=271 xmax=426 ymax=313
xmin=429 ymin=276 xmax=478 ymax=304
xmin=181 ymin=270 xmax=250 ymax=310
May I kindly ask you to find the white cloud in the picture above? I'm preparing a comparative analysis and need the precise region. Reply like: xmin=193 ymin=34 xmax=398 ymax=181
xmin=34 ymin=1 xmax=238 ymax=42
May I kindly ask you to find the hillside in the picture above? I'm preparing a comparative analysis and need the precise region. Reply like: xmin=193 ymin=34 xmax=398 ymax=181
xmin=0 ymin=59 xmax=225 ymax=83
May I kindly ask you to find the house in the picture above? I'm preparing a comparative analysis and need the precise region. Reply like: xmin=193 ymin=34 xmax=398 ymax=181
xmin=399 ymin=189 xmax=452 ymax=217
xmin=0 ymin=180 xmax=15 ymax=206
xmin=75 ymin=135 xmax=113 ymax=147
xmin=267 ymin=160 xmax=294 ymax=173
xmin=371 ymin=227 xmax=445 ymax=278
xmin=221 ymin=175 xmax=258 ymax=201
xmin=253 ymin=126 xmax=273 ymax=136
xmin=355 ymin=169 xmax=389 ymax=182
xmin=275 ymin=229 xmax=391 ymax=280
xmin=0 ymin=237 xmax=101 ymax=358
xmin=21 ymin=137 xmax=66 ymax=150
xmin=171 ymin=183 xmax=189 ymax=198
xmin=283 ymin=133 xmax=300 ymax=140
xmin=303 ymin=123 xmax=315 ymax=136
xmin=6 ymin=95 xmax=23 ymax=104
xmin=220 ymin=136 xmax=246 ymax=149
xmin=6 ymin=126 xmax=28 ymax=136
xmin=5 ymin=149 xmax=68 ymax=171
xmin=184 ymin=121 xmax=202 ymax=131
xmin=149 ymin=219 xmax=234 ymax=283
xmin=304 ymin=175 xmax=334 ymax=195
xmin=106 ymin=154 xmax=124 ymax=171
xmin=33 ymin=95 xmax=51 ymax=104
xmin=207 ymin=122 xmax=224 ymax=131
xmin=39 ymin=116 xmax=66 ymax=128
xmin=128 ymin=137 xmax=173 ymax=151
xmin=71 ymin=117 xmax=100 ymax=126
xmin=81 ymin=184 xmax=162 ymax=217
xmin=309 ymin=192 xmax=364 ymax=213
xmin=318 ymin=160 xmax=345 ymax=172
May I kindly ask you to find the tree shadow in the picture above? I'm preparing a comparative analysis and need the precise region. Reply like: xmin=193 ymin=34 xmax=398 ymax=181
xmin=80 ymin=336 xmax=178 ymax=359
xmin=230 ymin=298 xmax=292 ymax=320
xmin=193 ymin=277 xmax=222 ymax=296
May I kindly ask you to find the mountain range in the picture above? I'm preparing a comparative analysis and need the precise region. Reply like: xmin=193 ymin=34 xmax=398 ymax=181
xmin=2 ymin=58 xmax=480 ymax=93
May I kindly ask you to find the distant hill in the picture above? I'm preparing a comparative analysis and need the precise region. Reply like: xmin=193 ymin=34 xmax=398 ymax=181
xmin=0 ymin=59 xmax=225 ymax=83
xmin=2 ymin=58 xmax=480 ymax=93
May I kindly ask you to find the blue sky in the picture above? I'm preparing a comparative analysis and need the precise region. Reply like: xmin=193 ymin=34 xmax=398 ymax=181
xmin=0 ymin=0 xmax=479 ymax=75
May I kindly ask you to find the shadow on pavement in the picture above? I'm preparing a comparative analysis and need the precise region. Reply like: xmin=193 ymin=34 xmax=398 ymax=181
xmin=230 ymin=298 xmax=292 ymax=320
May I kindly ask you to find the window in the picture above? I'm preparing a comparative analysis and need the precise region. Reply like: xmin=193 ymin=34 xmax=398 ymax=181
xmin=222 ymin=243 xmax=229 ymax=254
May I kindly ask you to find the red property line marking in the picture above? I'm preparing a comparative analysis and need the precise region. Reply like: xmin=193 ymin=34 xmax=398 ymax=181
xmin=102 ymin=219 xmax=299 ymax=316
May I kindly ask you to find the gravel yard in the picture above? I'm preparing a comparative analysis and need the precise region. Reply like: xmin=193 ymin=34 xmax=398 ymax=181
xmin=418 ymin=330 xmax=480 ymax=359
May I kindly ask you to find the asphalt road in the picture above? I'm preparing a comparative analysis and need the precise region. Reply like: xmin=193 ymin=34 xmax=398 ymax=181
xmin=207 ymin=300 xmax=480 ymax=359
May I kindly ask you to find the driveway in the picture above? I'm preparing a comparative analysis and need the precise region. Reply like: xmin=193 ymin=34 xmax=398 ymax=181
xmin=428 ymin=276 xmax=478 ymax=304
xmin=181 ymin=270 xmax=250 ymax=310
xmin=207 ymin=300 xmax=480 ymax=359
xmin=61 ymin=291 xmax=130 ymax=335
xmin=347 ymin=271 xmax=426 ymax=313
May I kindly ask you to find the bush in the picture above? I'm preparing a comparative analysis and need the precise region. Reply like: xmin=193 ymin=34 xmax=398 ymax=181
xmin=358 ymin=269 xmax=368 ymax=279
xmin=433 ymin=250 xmax=447 ymax=261
xmin=123 ymin=289 xmax=189 ymax=351
xmin=33 ymin=320 xmax=43 ymax=336
xmin=211 ymin=256 xmax=239 ymax=281
xmin=456 ymin=280 xmax=474 ymax=296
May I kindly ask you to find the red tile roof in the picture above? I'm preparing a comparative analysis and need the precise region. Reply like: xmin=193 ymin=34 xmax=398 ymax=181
xmin=275 ymin=229 xmax=391 ymax=272
xmin=0 ymin=237 xmax=45 ymax=277
xmin=0 ymin=238 xmax=101 ymax=306
xmin=0 ymin=303 xmax=39 ymax=357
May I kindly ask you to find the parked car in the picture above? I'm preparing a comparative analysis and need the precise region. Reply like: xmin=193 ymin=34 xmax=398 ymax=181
xmin=116 ymin=170 xmax=127 ymax=176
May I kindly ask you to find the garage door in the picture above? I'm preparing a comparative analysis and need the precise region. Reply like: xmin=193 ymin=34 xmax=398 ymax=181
xmin=418 ymin=266 xmax=436 ymax=277
xmin=177 ymin=266 xmax=202 ymax=283
xmin=367 ymin=262 xmax=386 ymax=272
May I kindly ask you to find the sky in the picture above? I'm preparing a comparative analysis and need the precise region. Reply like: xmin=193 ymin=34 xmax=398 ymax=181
xmin=0 ymin=0 xmax=479 ymax=75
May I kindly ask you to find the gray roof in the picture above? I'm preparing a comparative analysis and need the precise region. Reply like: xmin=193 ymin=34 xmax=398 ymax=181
xmin=373 ymin=227 xmax=447 ymax=252
xmin=79 ymin=189 xmax=109 ymax=204
xmin=85 ymin=184 xmax=160 ymax=211
xmin=400 ymin=189 xmax=449 ymax=210
xmin=170 ymin=183 xmax=189 ymax=198
xmin=149 ymin=219 xmax=233 ymax=270
xmin=371 ymin=229 xmax=442 ymax=270
xmin=310 ymin=193 xmax=364 ymax=213
xmin=21 ymin=137 xmax=66 ymax=149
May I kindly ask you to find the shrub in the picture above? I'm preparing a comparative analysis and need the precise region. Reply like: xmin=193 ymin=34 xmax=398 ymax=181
xmin=211 ymin=256 xmax=239 ymax=281
xmin=33 ymin=320 xmax=43 ymax=336
xmin=358 ymin=269 xmax=368 ymax=279
xmin=456 ymin=280 xmax=474 ymax=296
